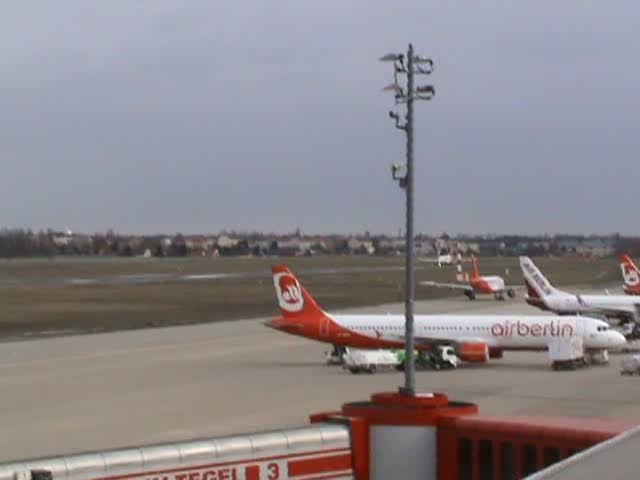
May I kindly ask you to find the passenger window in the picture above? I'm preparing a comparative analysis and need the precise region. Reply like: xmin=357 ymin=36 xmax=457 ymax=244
xmin=522 ymin=444 xmax=538 ymax=476
xmin=458 ymin=437 xmax=472 ymax=480
xmin=500 ymin=442 xmax=516 ymax=480
xmin=543 ymin=446 xmax=561 ymax=467
xmin=479 ymin=439 xmax=493 ymax=480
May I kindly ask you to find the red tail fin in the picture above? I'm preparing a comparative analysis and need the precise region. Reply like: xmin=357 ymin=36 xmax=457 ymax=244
xmin=471 ymin=255 xmax=481 ymax=279
xmin=524 ymin=279 xmax=541 ymax=299
xmin=620 ymin=254 xmax=640 ymax=292
xmin=272 ymin=265 xmax=326 ymax=319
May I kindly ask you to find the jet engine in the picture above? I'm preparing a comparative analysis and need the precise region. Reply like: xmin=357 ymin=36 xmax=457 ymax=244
xmin=458 ymin=342 xmax=489 ymax=363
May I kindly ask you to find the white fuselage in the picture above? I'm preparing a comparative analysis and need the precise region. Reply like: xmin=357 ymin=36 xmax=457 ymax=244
xmin=544 ymin=292 xmax=640 ymax=318
xmin=481 ymin=275 xmax=506 ymax=291
xmin=332 ymin=314 xmax=625 ymax=351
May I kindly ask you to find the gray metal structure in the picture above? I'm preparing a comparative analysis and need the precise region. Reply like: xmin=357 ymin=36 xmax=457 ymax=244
xmin=0 ymin=424 xmax=351 ymax=480
xmin=523 ymin=424 xmax=640 ymax=480
xmin=381 ymin=44 xmax=435 ymax=396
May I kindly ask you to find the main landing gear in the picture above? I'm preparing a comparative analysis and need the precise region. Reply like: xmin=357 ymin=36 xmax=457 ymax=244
xmin=325 ymin=345 xmax=346 ymax=365
xmin=494 ymin=289 xmax=515 ymax=301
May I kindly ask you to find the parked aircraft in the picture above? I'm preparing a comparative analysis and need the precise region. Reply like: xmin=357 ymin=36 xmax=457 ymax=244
xmin=437 ymin=253 xmax=453 ymax=265
xmin=520 ymin=256 xmax=640 ymax=325
xmin=421 ymin=255 xmax=520 ymax=301
xmin=620 ymin=254 xmax=640 ymax=295
xmin=264 ymin=265 xmax=625 ymax=365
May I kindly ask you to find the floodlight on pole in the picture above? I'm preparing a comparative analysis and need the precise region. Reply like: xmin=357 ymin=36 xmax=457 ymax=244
xmin=416 ymin=85 xmax=435 ymax=99
xmin=413 ymin=55 xmax=433 ymax=65
xmin=380 ymin=53 xmax=403 ymax=62
xmin=380 ymin=43 xmax=435 ymax=397
xmin=382 ymin=83 xmax=404 ymax=95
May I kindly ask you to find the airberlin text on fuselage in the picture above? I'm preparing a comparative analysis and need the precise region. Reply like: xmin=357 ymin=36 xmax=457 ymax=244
xmin=491 ymin=320 xmax=573 ymax=337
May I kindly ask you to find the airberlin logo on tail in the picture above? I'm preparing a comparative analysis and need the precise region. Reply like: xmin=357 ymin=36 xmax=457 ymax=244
xmin=274 ymin=272 xmax=304 ymax=313
xmin=491 ymin=320 xmax=574 ymax=337
xmin=522 ymin=260 xmax=552 ymax=296
xmin=621 ymin=263 xmax=640 ymax=287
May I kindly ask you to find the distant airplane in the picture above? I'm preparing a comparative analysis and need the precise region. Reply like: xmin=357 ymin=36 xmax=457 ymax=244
xmin=436 ymin=253 xmax=454 ymax=265
xmin=263 ymin=264 xmax=625 ymax=364
xmin=619 ymin=254 xmax=640 ymax=295
xmin=421 ymin=254 xmax=520 ymax=301
xmin=520 ymin=256 xmax=640 ymax=325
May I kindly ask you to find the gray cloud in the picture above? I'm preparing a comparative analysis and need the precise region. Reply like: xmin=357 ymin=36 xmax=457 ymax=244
xmin=1 ymin=1 xmax=639 ymax=235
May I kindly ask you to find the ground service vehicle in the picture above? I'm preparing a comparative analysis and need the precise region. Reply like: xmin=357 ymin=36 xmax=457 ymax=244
xmin=548 ymin=337 xmax=585 ymax=370
xmin=324 ymin=345 xmax=346 ymax=365
xmin=620 ymin=354 xmax=640 ymax=375
xmin=342 ymin=348 xmax=400 ymax=374
xmin=395 ymin=346 xmax=458 ymax=370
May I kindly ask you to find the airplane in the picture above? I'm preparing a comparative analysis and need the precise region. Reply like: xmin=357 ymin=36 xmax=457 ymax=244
xmin=520 ymin=256 xmax=640 ymax=326
xmin=264 ymin=264 xmax=625 ymax=365
xmin=436 ymin=253 xmax=454 ymax=266
xmin=619 ymin=254 xmax=640 ymax=295
xmin=421 ymin=254 xmax=520 ymax=301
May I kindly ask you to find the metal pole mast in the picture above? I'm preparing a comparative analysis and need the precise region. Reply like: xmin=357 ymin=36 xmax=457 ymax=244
xmin=381 ymin=44 xmax=435 ymax=397
xmin=403 ymin=43 xmax=416 ymax=395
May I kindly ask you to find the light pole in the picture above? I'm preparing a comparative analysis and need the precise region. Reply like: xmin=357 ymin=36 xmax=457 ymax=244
xmin=381 ymin=44 xmax=435 ymax=396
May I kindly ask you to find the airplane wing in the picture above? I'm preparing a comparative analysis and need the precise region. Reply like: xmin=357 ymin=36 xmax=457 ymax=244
xmin=420 ymin=280 xmax=471 ymax=290
xmin=505 ymin=284 xmax=527 ymax=291
xmin=576 ymin=296 xmax=640 ymax=323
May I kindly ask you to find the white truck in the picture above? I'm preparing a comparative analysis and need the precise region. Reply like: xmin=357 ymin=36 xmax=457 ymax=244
xmin=324 ymin=345 xmax=346 ymax=365
xmin=620 ymin=354 xmax=640 ymax=375
xmin=395 ymin=346 xmax=458 ymax=370
xmin=548 ymin=336 xmax=585 ymax=370
xmin=429 ymin=346 xmax=459 ymax=370
xmin=342 ymin=348 xmax=401 ymax=374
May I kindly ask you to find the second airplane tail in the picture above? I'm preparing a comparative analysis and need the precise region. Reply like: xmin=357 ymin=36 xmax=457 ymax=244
xmin=519 ymin=256 xmax=562 ymax=301
xmin=620 ymin=254 xmax=640 ymax=295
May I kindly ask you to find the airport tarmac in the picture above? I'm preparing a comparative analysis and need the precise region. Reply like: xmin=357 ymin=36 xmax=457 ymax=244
xmin=1 ymin=293 xmax=640 ymax=462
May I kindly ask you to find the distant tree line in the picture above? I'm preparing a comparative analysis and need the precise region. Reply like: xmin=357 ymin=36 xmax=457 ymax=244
xmin=0 ymin=229 xmax=55 ymax=258
xmin=0 ymin=227 xmax=638 ymax=259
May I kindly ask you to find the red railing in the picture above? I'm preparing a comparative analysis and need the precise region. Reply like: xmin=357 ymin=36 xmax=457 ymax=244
xmin=436 ymin=415 xmax=635 ymax=480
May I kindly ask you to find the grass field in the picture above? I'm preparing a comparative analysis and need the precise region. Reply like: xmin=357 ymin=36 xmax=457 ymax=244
xmin=0 ymin=255 xmax=624 ymax=338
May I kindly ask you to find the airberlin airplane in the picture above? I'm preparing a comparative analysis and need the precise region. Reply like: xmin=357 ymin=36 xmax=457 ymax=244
xmin=264 ymin=265 xmax=625 ymax=363
xmin=421 ymin=254 xmax=521 ymax=301
xmin=620 ymin=254 xmax=640 ymax=295
xmin=520 ymin=256 xmax=640 ymax=325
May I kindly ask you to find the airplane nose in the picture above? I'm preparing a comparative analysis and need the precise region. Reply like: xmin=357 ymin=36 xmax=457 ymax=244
xmin=612 ymin=331 xmax=627 ymax=346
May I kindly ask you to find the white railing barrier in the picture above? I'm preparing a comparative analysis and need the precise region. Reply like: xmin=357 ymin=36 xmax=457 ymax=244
xmin=0 ymin=423 xmax=353 ymax=480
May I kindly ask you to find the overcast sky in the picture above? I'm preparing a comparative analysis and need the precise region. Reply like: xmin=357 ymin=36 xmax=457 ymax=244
xmin=2 ymin=1 xmax=639 ymax=236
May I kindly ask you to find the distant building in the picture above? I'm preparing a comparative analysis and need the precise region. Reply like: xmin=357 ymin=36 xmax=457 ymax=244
xmin=348 ymin=238 xmax=375 ymax=255
xmin=414 ymin=240 xmax=434 ymax=256
xmin=216 ymin=235 xmax=239 ymax=249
